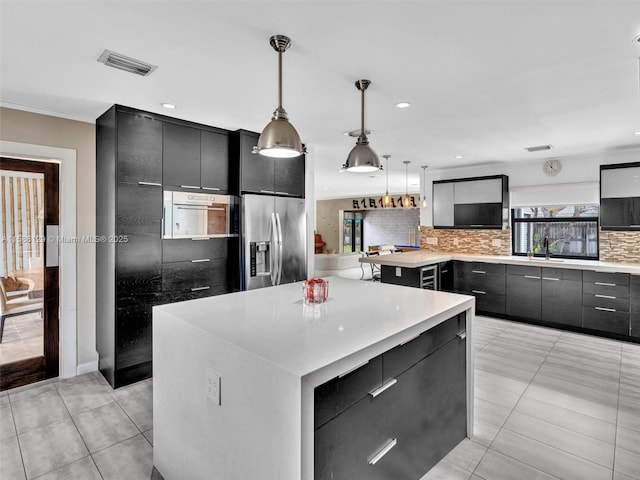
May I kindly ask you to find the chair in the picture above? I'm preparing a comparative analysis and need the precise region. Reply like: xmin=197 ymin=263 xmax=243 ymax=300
xmin=360 ymin=251 xmax=381 ymax=281
xmin=0 ymin=277 xmax=43 ymax=343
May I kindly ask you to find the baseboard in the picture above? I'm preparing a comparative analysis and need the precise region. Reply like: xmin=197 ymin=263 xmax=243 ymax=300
xmin=76 ymin=358 xmax=99 ymax=376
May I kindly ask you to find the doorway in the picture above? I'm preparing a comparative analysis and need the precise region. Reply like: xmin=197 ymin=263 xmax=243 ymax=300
xmin=341 ymin=211 xmax=363 ymax=253
xmin=0 ymin=157 xmax=60 ymax=390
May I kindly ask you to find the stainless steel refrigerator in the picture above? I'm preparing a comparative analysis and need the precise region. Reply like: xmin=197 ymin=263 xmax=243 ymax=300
xmin=241 ymin=194 xmax=307 ymax=290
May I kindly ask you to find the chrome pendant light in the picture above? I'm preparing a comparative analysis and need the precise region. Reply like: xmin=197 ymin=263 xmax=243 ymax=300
xmin=420 ymin=165 xmax=429 ymax=208
xmin=254 ymin=35 xmax=305 ymax=158
xmin=402 ymin=160 xmax=412 ymax=208
xmin=344 ymin=80 xmax=380 ymax=172
xmin=382 ymin=154 xmax=392 ymax=207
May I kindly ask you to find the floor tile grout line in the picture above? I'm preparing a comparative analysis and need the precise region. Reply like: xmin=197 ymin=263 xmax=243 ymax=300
xmin=611 ymin=340 xmax=623 ymax=480
xmin=471 ymin=319 xmax=564 ymax=479
xmin=7 ymin=393 xmax=29 ymax=480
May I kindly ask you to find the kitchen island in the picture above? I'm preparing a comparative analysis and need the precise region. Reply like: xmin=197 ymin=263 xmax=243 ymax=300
xmin=152 ymin=276 xmax=474 ymax=480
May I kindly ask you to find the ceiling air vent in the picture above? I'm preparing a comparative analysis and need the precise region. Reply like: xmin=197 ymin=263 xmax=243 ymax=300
xmin=97 ymin=49 xmax=157 ymax=76
xmin=525 ymin=144 xmax=553 ymax=152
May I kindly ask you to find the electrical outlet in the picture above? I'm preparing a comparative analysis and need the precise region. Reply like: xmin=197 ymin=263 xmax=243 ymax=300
xmin=395 ymin=267 xmax=402 ymax=277
xmin=492 ymin=239 xmax=502 ymax=247
xmin=453 ymin=237 xmax=459 ymax=246
xmin=205 ymin=368 xmax=221 ymax=405
xmin=426 ymin=237 xmax=438 ymax=245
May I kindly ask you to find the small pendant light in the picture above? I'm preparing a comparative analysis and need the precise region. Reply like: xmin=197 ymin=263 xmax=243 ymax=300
xmin=420 ymin=165 xmax=429 ymax=208
xmin=382 ymin=155 xmax=392 ymax=207
xmin=402 ymin=161 xmax=412 ymax=208
xmin=344 ymin=80 xmax=380 ymax=172
xmin=254 ymin=35 xmax=305 ymax=158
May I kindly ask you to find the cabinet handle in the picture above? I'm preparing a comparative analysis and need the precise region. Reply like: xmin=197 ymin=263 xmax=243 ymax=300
xmin=472 ymin=270 xmax=486 ymax=274
xmin=441 ymin=270 xmax=449 ymax=273
xmin=595 ymin=282 xmax=616 ymax=287
xmin=181 ymin=185 xmax=201 ymax=189
xmin=201 ymin=187 xmax=221 ymax=191
xmin=191 ymin=237 xmax=210 ymax=241
xmin=524 ymin=275 xmax=541 ymax=280
xmin=338 ymin=360 xmax=369 ymax=378
xmin=595 ymin=306 xmax=616 ymax=313
xmin=470 ymin=224 xmax=484 ymax=227
xmin=191 ymin=286 xmax=211 ymax=292
xmin=259 ymin=189 xmax=275 ymax=194
xmin=191 ymin=258 xmax=210 ymax=263
xmin=471 ymin=290 xmax=487 ymax=295
xmin=595 ymin=294 xmax=616 ymax=300
xmin=457 ymin=331 xmax=467 ymax=340
xmin=542 ymin=277 xmax=560 ymax=281
xmin=275 ymin=191 xmax=291 ymax=195
xmin=369 ymin=439 xmax=397 ymax=465
xmin=369 ymin=379 xmax=398 ymax=398
xmin=138 ymin=181 xmax=162 ymax=187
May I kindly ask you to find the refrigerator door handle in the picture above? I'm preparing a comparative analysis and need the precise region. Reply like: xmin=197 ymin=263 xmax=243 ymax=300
xmin=275 ymin=212 xmax=283 ymax=285
xmin=270 ymin=212 xmax=278 ymax=286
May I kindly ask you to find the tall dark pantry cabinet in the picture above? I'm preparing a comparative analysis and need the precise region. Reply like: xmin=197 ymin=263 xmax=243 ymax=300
xmin=96 ymin=105 xmax=240 ymax=388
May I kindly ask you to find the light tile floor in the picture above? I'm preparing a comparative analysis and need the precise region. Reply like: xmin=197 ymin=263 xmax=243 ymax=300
xmin=0 ymin=312 xmax=43 ymax=365
xmin=0 ymin=316 xmax=639 ymax=479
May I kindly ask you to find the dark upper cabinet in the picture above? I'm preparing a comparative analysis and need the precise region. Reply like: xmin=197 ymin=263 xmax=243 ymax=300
xmin=117 ymin=111 xmax=162 ymax=184
xmin=600 ymin=162 xmax=640 ymax=230
xmin=433 ymin=175 xmax=508 ymax=229
xmin=233 ymin=130 xmax=305 ymax=197
xmin=163 ymin=122 xmax=201 ymax=188
xmin=163 ymin=122 xmax=231 ymax=192
xmin=201 ymin=130 xmax=229 ymax=192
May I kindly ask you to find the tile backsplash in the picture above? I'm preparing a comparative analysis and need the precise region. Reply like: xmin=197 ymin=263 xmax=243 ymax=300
xmin=419 ymin=226 xmax=512 ymax=256
xmin=599 ymin=230 xmax=640 ymax=264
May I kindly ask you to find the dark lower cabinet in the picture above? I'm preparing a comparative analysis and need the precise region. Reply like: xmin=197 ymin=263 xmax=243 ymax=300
xmin=454 ymin=261 xmax=506 ymax=315
xmin=629 ymin=275 xmax=639 ymax=338
xmin=631 ymin=312 xmax=640 ymax=338
xmin=541 ymin=268 xmax=582 ymax=327
xmin=314 ymin=314 xmax=467 ymax=480
xmin=439 ymin=261 xmax=454 ymax=292
xmin=506 ymin=265 xmax=541 ymax=321
xmin=582 ymin=307 xmax=630 ymax=336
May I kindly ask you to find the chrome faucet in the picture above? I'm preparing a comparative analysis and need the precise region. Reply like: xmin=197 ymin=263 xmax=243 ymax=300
xmin=542 ymin=236 xmax=550 ymax=259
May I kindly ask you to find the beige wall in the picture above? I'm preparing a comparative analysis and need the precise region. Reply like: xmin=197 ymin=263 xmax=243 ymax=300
xmin=0 ymin=107 xmax=96 ymax=366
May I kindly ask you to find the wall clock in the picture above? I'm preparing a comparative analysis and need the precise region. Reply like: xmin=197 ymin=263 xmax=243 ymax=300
xmin=543 ymin=159 xmax=561 ymax=176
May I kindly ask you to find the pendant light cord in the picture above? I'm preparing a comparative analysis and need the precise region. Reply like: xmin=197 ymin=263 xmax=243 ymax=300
xmin=278 ymin=50 xmax=283 ymax=111
xmin=360 ymin=86 xmax=365 ymax=138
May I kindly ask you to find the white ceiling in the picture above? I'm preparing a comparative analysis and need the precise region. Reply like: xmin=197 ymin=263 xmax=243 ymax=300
xmin=1 ymin=0 xmax=639 ymax=199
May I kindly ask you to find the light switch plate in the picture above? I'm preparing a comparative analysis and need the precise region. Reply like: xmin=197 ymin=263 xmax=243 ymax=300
xmin=453 ymin=237 xmax=459 ymax=246
xmin=205 ymin=368 xmax=221 ymax=405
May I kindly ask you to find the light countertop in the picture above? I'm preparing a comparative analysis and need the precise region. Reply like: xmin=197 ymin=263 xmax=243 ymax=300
xmin=359 ymin=250 xmax=640 ymax=274
xmin=154 ymin=276 xmax=474 ymax=379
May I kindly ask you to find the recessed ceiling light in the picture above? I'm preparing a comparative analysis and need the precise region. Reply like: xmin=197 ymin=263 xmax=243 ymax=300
xmin=634 ymin=131 xmax=640 ymax=135
xmin=395 ymin=102 xmax=411 ymax=108
xmin=525 ymin=144 xmax=552 ymax=152
xmin=161 ymin=103 xmax=176 ymax=109
xmin=454 ymin=155 xmax=463 ymax=159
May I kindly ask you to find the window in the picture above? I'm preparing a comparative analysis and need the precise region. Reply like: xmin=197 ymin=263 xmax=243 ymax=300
xmin=511 ymin=205 xmax=599 ymax=260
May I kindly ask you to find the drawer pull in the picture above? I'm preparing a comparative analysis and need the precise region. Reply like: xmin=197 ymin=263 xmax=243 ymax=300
xmin=137 ymin=181 xmax=162 ymax=187
xmin=191 ymin=286 xmax=211 ymax=292
xmin=472 ymin=270 xmax=486 ymax=274
xmin=542 ymin=277 xmax=560 ymax=281
xmin=259 ymin=189 xmax=276 ymax=194
xmin=457 ymin=331 xmax=467 ymax=340
xmin=441 ymin=269 xmax=449 ymax=274
xmin=191 ymin=258 xmax=210 ymax=263
xmin=275 ymin=191 xmax=291 ymax=195
xmin=595 ymin=294 xmax=616 ymax=300
xmin=524 ymin=275 xmax=541 ymax=280
xmin=338 ymin=360 xmax=369 ymax=378
xmin=191 ymin=237 xmax=210 ymax=241
xmin=471 ymin=290 xmax=487 ymax=295
xmin=595 ymin=282 xmax=616 ymax=287
xmin=201 ymin=187 xmax=221 ymax=191
xmin=368 ymin=438 xmax=397 ymax=465
xmin=595 ymin=306 xmax=616 ymax=313
xmin=369 ymin=379 xmax=398 ymax=398
xmin=181 ymin=185 xmax=200 ymax=189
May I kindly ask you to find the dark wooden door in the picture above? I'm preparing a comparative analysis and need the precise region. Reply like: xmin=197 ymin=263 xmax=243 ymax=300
xmin=274 ymin=155 xmax=305 ymax=197
xmin=506 ymin=275 xmax=542 ymax=321
xmin=0 ymin=157 xmax=59 ymax=390
xmin=541 ymin=268 xmax=582 ymax=327
xmin=201 ymin=130 xmax=229 ymax=192
xmin=238 ymin=132 xmax=275 ymax=194
xmin=117 ymin=111 xmax=162 ymax=184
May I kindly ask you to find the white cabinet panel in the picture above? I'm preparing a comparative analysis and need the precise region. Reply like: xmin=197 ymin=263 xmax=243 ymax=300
xmin=601 ymin=167 xmax=640 ymax=199
xmin=433 ymin=183 xmax=454 ymax=226
xmin=453 ymin=178 xmax=503 ymax=204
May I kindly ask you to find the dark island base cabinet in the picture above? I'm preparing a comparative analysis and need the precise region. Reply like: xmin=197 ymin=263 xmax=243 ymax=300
xmin=314 ymin=314 xmax=466 ymax=480
xmin=632 ymin=276 xmax=640 ymax=338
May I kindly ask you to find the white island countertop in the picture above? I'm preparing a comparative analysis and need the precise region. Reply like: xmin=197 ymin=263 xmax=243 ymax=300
xmin=359 ymin=250 xmax=640 ymax=274
xmin=152 ymin=277 xmax=475 ymax=480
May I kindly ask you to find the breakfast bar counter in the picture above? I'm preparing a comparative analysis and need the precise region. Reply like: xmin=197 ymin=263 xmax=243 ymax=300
xmin=152 ymin=276 xmax=474 ymax=480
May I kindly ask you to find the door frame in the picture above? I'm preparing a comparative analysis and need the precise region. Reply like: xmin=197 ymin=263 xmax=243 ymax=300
xmin=0 ymin=141 xmax=78 ymax=380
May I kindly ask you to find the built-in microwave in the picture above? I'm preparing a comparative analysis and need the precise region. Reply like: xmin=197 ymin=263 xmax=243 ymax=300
xmin=163 ymin=190 xmax=239 ymax=239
